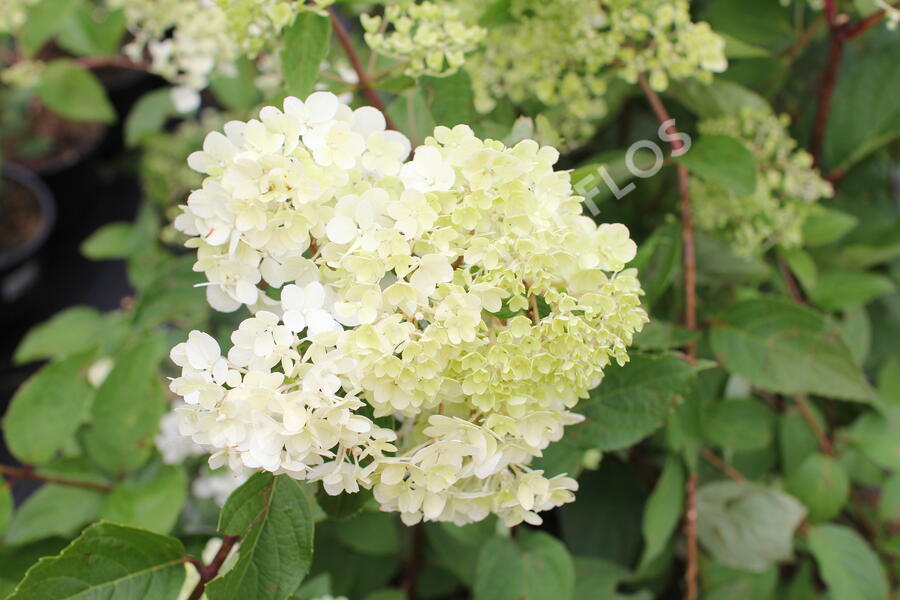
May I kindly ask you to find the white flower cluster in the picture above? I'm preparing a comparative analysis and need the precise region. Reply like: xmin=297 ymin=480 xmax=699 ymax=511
xmin=464 ymin=0 xmax=726 ymax=143
xmin=362 ymin=1 xmax=485 ymax=77
xmin=110 ymin=0 xmax=240 ymax=111
xmin=169 ymin=92 xmax=647 ymax=526
xmin=693 ymin=107 xmax=833 ymax=255
xmin=215 ymin=0 xmax=334 ymax=57
xmin=0 ymin=0 xmax=38 ymax=33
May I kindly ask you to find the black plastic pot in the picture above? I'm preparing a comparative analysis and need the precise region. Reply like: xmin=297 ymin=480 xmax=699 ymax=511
xmin=0 ymin=162 xmax=56 ymax=286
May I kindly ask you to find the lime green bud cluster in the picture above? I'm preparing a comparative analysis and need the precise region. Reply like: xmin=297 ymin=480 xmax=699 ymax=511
xmin=216 ymin=0 xmax=334 ymax=57
xmin=0 ymin=0 xmax=38 ymax=33
xmin=0 ymin=60 xmax=44 ymax=88
xmin=465 ymin=0 xmax=726 ymax=144
xmin=362 ymin=1 xmax=485 ymax=77
xmin=693 ymin=107 xmax=833 ymax=255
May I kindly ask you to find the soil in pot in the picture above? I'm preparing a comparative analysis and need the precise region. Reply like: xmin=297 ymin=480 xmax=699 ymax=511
xmin=0 ymin=177 xmax=44 ymax=260
xmin=1 ymin=103 xmax=105 ymax=175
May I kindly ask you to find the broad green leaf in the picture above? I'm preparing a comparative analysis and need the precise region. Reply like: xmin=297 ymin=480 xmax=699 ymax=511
xmin=710 ymin=298 xmax=876 ymax=401
xmin=702 ymin=562 xmax=778 ymax=600
xmin=638 ymin=457 xmax=684 ymax=569
xmin=81 ymin=335 xmax=168 ymax=474
xmin=825 ymin=36 xmax=900 ymax=172
xmin=630 ymin=222 xmax=682 ymax=307
xmin=125 ymin=89 xmax=175 ymax=148
xmin=101 ymin=464 xmax=187 ymax=533
xmin=425 ymin=519 xmax=497 ymax=585
xmin=474 ymin=531 xmax=574 ymax=600
xmin=785 ymin=453 xmax=849 ymax=521
xmin=19 ymin=0 xmax=78 ymax=57
xmin=807 ymin=523 xmax=890 ymax=600
xmin=319 ymin=511 xmax=398 ymax=556
xmin=0 ymin=482 xmax=11 ymax=536
xmin=37 ymin=60 xmax=115 ymax=123
xmin=574 ymin=557 xmax=652 ymax=600
xmin=13 ymin=306 xmax=104 ymax=364
xmin=633 ymin=320 xmax=698 ymax=350
xmin=838 ymin=304 xmax=871 ymax=366
xmin=363 ymin=591 xmax=406 ymax=600
xmin=778 ymin=408 xmax=823 ymax=477
xmin=878 ymin=471 xmax=900 ymax=522
xmin=56 ymin=4 xmax=127 ymax=56
xmin=421 ymin=70 xmax=475 ymax=128
xmin=666 ymin=78 xmax=768 ymax=118
xmin=3 ymin=353 xmax=95 ymax=464
xmin=210 ymin=57 xmax=263 ymax=111
xmin=696 ymin=481 xmax=805 ymax=572
xmin=695 ymin=231 xmax=770 ymax=285
xmin=841 ymin=404 xmax=900 ymax=471
xmin=704 ymin=398 xmax=775 ymax=452
xmin=878 ymin=356 xmax=900 ymax=403
xmin=207 ymin=473 xmax=316 ymax=600
xmin=810 ymin=271 xmax=894 ymax=311
xmin=81 ymin=222 xmax=136 ymax=260
xmin=802 ymin=205 xmax=858 ymax=247
xmin=702 ymin=0 xmax=792 ymax=48
xmin=569 ymin=354 xmax=710 ymax=451
xmin=674 ymin=134 xmax=757 ymax=197
xmin=4 ymin=485 xmax=105 ymax=546
xmin=7 ymin=522 xmax=186 ymax=600
xmin=779 ymin=247 xmax=816 ymax=295
xmin=281 ymin=12 xmax=332 ymax=98
xmin=317 ymin=487 xmax=372 ymax=520
xmin=0 ymin=539 xmax=69 ymax=598
xmin=388 ymin=89 xmax=435 ymax=146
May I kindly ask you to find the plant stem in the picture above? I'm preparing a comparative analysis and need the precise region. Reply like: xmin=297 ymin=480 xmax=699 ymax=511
xmin=793 ymin=394 xmax=834 ymax=456
xmin=637 ymin=73 xmax=698 ymax=600
xmin=701 ymin=448 xmax=747 ymax=483
xmin=636 ymin=74 xmax=696 ymax=359
xmin=328 ymin=7 xmax=398 ymax=131
xmin=401 ymin=523 xmax=425 ymax=597
xmin=187 ymin=535 xmax=239 ymax=600
xmin=778 ymin=256 xmax=806 ymax=304
xmin=74 ymin=56 xmax=149 ymax=70
xmin=0 ymin=464 xmax=112 ymax=492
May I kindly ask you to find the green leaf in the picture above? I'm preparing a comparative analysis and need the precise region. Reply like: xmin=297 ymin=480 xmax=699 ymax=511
xmin=56 ymin=4 xmax=127 ymax=57
xmin=825 ymin=36 xmax=900 ymax=172
xmin=785 ymin=453 xmax=849 ymax=521
xmin=704 ymin=398 xmax=775 ymax=452
xmin=14 ymin=306 xmax=104 ymax=364
xmin=710 ymin=298 xmax=876 ymax=401
xmin=809 ymin=271 xmax=894 ymax=311
xmin=574 ymin=557 xmax=651 ymax=600
xmin=6 ymin=522 xmax=186 ymax=600
xmin=702 ymin=0 xmax=792 ymax=48
xmin=474 ymin=531 xmax=574 ymax=600
xmin=207 ymin=473 xmax=316 ymax=600
xmin=100 ymin=464 xmax=187 ymax=533
xmin=630 ymin=222 xmax=682 ymax=307
xmin=878 ymin=471 xmax=900 ymax=522
xmin=633 ymin=320 xmax=698 ymax=350
xmin=125 ymin=89 xmax=175 ymax=148
xmin=801 ymin=205 xmax=858 ymax=247
xmin=210 ymin=57 xmax=263 ymax=111
xmin=4 ymin=485 xmax=105 ymax=546
xmin=702 ymin=562 xmax=778 ymax=600
xmin=3 ymin=353 xmax=95 ymax=464
xmin=0 ymin=482 xmax=11 ymax=536
xmin=674 ymin=134 xmax=757 ymax=197
xmin=317 ymin=488 xmax=372 ymax=520
xmin=425 ymin=520 xmax=497 ymax=585
xmin=696 ymin=481 xmax=806 ymax=573
xmin=81 ymin=222 xmax=136 ymax=260
xmin=281 ymin=12 xmax=332 ymax=98
xmin=568 ymin=354 xmax=710 ymax=451
xmin=421 ymin=70 xmax=475 ymax=128
xmin=81 ymin=335 xmax=168 ymax=474
xmin=0 ymin=539 xmax=69 ymax=598
xmin=638 ymin=457 xmax=684 ymax=569
xmin=37 ymin=60 xmax=115 ymax=123
xmin=19 ymin=0 xmax=78 ymax=57
xmin=388 ymin=89 xmax=435 ymax=146
xmin=666 ymin=78 xmax=768 ymax=118
xmin=842 ymin=404 xmax=900 ymax=471
xmin=319 ymin=511 xmax=398 ymax=556
xmin=807 ymin=523 xmax=890 ymax=600
xmin=778 ymin=407 xmax=823 ymax=477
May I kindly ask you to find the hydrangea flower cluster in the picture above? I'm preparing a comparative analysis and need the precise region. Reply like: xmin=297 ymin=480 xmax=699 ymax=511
xmin=463 ymin=0 xmax=726 ymax=143
xmin=216 ymin=0 xmax=334 ymax=57
xmin=0 ymin=0 xmax=38 ymax=33
xmin=110 ymin=0 xmax=240 ymax=111
xmin=361 ymin=1 xmax=485 ymax=77
xmin=169 ymin=92 xmax=647 ymax=526
xmin=692 ymin=107 xmax=834 ymax=255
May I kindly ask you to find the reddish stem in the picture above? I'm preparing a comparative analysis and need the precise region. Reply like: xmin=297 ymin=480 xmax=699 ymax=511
xmin=328 ymin=8 xmax=398 ymax=131
xmin=187 ymin=535 xmax=239 ymax=600
xmin=0 ymin=464 xmax=112 ymax=492
xmin=684 ymin=473 xmax=699 ymax=600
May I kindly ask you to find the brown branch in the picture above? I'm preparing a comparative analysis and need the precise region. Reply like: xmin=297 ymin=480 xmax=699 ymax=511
xmin=793 ymin=394 xmax=834 ymax=455
xmin=328 ymin=7 xmax=398 ymax=131
xmin=637 ymin=74 xmax=696 ymax=360
xmin=701 ymin=448 xmax=747 ymax=483
xmin=684 ymin=473 xmax=698 ymax=600
xmin=187 ymin=535 xmax=239 ymax=600
xmin=0 ymin=464 xmax=112 ymax=492
xmin=74 ymin=56 xmax=149 ymax=71
xmin=401 ymin=523 xmax=425 ymax=597
xmin=778 ymin=256 xmax=806 ymax=304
